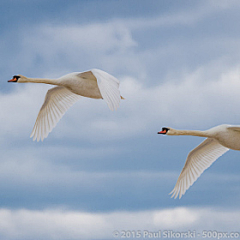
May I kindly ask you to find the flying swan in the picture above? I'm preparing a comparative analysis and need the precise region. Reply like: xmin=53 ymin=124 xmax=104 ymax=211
xmin=158 ymin=124 xmax=240 ymax=199
xmin=8 ymin=69 xmax=123 ymax=141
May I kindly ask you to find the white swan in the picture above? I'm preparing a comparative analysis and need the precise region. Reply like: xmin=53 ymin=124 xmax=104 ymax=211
xmin=8 ymin=69 xmax=123 ymax=141
xmin=158 ymin=124 xmax=240 ymax=199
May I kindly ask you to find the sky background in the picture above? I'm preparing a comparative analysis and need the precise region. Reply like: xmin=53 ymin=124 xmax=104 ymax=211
xmin=1 ymin=0 xmax=240 ymax=239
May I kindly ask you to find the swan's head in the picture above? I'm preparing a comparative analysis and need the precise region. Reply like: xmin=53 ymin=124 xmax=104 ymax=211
xmin=8 ymin=75 xmax=27 ymax=83
xmin=158 ymin=127 xmax=170 ymax=135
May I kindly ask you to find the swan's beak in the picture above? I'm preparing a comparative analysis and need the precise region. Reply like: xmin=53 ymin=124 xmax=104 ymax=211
xmin=8 ymin=78 xmax=17 ymax=82
xmin=158 ymin=130 xmax=166 ymax=134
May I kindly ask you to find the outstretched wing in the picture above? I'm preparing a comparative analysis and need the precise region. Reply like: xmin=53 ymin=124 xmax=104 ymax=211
xmin=170 ymin=138 xmax=229 ymax=199
xmin=91 ymin=69 xmax=121 ymax=111
xmin=30 ymin=86 xmax=82 ymax=141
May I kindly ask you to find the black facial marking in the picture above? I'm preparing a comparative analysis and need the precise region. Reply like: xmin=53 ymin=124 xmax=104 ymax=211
xmin=13 ymin=75 xmax=21 ymax=81
xmin=158 ymin=127 xmax=170 ymax=134
xmin=162 ymin=127 xmax=169 ymax=133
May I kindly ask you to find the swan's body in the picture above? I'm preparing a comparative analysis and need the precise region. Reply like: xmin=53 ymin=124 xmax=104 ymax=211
xmin=158 ymin=124 xmax=240 ymax=199
xmin=8 ymin=69 xmax=123 ymax=141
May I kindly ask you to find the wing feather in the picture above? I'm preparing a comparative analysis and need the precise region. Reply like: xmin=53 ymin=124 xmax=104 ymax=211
xmin=30 ymin=86 xmax=82 ymax=141
xmin=91 ymin=69 xmax=121 ymax=111
xmin=170 ymin=138 xmax=229 ymax=199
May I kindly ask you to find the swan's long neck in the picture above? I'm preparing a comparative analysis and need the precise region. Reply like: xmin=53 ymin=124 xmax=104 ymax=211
xmin=20 ymin=77 xmax=60 ymax=85
xmin=169 ymin=129 xmax=210 ymax=138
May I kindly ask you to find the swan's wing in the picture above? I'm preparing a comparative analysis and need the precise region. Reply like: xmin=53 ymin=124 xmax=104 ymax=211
xmin=227 ymin=125 xmax=240 ymax=132
xmin=91 ymin=69 xmax=121 ymax=111
xmin=77 ymin=70 xmax=96 ymax=81
xmin=30 ymin=86 xmax=82 ymax=142
xmin=170 ymin=138 xmax=229 ymax=199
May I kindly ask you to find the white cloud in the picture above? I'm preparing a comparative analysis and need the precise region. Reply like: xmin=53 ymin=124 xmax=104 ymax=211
xmin=0 ymin=207 xmax=239 ymax=240
xmin=0 ymin=84 xmax=51 ymax=141
xmin=5 ymin=2 xmax=231 ymax=82
xmin=3 ymin=0 xmax=240 ymax=80
xmin=14 ymin=21 xmax=137 ymax=78
xmin=153 ymin=208 xmax=199 ymax=228
xmin=5 ymin=1 xmax=240 ymax=87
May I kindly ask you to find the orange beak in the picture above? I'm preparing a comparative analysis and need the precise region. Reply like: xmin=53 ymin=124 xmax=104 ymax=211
xmin=158 ymin=129 xmax=167 ymax=134
xmin=8 ymin=77 xmax=17 ymax=82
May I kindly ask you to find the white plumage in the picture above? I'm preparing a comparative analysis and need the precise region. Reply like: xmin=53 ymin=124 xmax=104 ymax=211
xmin=8 ymin=69 xmax=123 ymax=141
xmin=158 ymin=124 xmax=240 ymax=199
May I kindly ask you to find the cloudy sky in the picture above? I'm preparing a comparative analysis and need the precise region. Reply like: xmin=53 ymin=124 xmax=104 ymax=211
xmin=1 ymin=0 xmax=240 ymax=239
